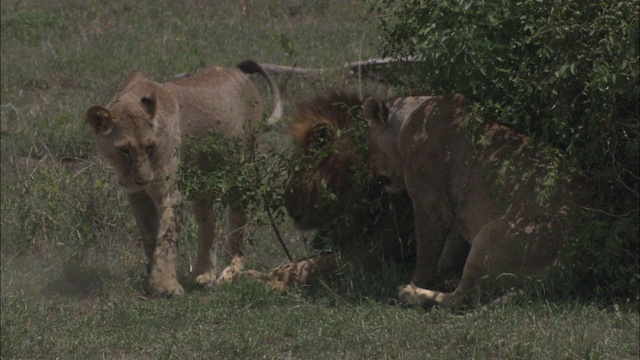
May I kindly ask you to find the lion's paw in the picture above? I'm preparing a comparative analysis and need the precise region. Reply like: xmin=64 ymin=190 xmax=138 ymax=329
xmin=216 ymin=263 xmax=242 ymax=285
xmin=194 ymin=271 xmax=218 ymax=286
xmin=149 ymin=278 xmax=184 ymax=297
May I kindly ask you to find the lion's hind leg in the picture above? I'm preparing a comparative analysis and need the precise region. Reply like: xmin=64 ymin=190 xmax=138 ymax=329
xmin=216 ymin=206 xmax=247 ymax=284
xmin=191 ymin=198 xmax=219 ymax=285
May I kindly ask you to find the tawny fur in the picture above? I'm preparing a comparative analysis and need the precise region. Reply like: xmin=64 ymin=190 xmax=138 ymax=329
xmin=254 ymin=91 xmax=415 ymax=290
xmin=363 ymin=94 xmax=582 ymax=309
xmin=86 ymin=61 xmax=281 ymax=296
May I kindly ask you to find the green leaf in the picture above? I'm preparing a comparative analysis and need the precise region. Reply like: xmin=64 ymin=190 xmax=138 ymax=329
xmin=555 ymin=64 xmax=569 ymax=78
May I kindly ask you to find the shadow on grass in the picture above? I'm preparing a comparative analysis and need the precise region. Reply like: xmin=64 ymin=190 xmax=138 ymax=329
xmin=41 ymin=258 xmax=111 ymax=299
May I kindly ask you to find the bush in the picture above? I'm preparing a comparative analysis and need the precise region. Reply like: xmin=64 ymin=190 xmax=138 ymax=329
xmin=367 ymin=0 xmax=639 ymax=300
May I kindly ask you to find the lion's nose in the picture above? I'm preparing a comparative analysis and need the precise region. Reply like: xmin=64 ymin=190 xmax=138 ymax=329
xmin=377 ymin=176 xmax=391 ymax=187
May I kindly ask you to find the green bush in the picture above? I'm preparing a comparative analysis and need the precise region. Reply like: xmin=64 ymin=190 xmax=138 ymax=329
xmin=180 ymin=130 xmax=291 ymax=228
xmin=367 ymin=0 xmax=639 ymax=300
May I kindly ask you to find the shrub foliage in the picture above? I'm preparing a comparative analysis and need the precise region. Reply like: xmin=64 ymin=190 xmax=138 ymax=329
xmin=367 ymin=0 xmax=639 ymax=299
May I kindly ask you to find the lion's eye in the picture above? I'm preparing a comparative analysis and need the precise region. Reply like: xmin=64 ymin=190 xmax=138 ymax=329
xmin=118 ymin=147 xmax=130 ymax=158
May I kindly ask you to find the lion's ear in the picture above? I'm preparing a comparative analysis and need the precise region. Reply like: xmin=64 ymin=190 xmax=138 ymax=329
xmin=141 ymin=93 xmax=157 ymax=122
xmin=362 ymin=97 xmax=389 ymax=127
xmin=86 ymin=105 xmax=115 ymax=135
xmin=307 ymin=122 xmax=335 ymax=148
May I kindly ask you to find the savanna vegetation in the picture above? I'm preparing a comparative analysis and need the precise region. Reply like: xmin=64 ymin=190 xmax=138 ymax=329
xmin=1 ymin=0 xmax=638 ymax=358
xmin=369 ymin=0 xmax=639 ymax=299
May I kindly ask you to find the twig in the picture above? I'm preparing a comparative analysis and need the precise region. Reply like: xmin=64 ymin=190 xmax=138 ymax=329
xmin=280 ymin=60 xmax=298 ymax=95
xmin=607 ymin=136 xmax=639 ymax=199
xmin=580 ymin=206 xmax=636 ymax=218
xmin=357 ymin=31 xmax=367 ymax=99
xmin=73 ymin=164 xmax=94 ymax=179
xmin=615 ymin=121 xmax=639 ymax=135
xmin=262 ymin=194 xmax=293 ymax=261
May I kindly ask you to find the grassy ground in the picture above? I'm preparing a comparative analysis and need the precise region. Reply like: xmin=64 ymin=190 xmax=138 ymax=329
xmin=1 ymin=0 xmax=638 ymax=358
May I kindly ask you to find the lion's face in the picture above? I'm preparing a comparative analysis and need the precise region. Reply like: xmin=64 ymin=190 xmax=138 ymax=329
xmin=86 ymin=98 xmax=162 ymax=194
xmin=283 ymin=92 xmax=363 ymax=230
xmin=363 ymin=98 xmax=406 ymax=193
xmin=284 ymin=121 xmax=358 ymax=230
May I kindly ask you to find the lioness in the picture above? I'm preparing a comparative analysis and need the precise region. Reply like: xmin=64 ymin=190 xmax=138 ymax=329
xmin=363 ymin=94 xmax=581 ymax=309
xmin=251 ymin=91 xmax=415 ymax=290
xmin=86 ymin=60 xmax=282 ymax=296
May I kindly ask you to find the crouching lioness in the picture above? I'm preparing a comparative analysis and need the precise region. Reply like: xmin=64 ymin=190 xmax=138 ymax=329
xmin=86 ymin=60 xmax=282 ymax=296
xmin=363 ymin=94 xmax=582 ymax=309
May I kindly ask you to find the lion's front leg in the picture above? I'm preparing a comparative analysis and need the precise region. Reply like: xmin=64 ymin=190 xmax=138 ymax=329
xmin=410 ymin=196 xmax=451 ymax=288
xmin=436 ymin=229 xmax=470 ymax=279
xmin=217 ymin=206 xmax=247 ymax=284
xmin=147 ymin=187 xmax=184 ymax=296
xmin=127 ymin=191 xmax=158 ymax=274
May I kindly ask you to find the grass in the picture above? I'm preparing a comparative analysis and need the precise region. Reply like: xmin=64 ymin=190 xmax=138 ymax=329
xmin=1 ymin=0 xmax=638 ymax=358
xmin=3 ymin=270 xmax=638 ymax=359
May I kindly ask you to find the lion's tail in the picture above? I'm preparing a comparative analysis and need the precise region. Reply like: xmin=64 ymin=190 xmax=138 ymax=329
xmin=237 ymin=60 xmax=283 ymax=127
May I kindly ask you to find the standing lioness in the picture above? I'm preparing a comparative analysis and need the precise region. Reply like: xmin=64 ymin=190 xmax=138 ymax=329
xmin=363 ymin=95 xmax=582 ymax=309
xmin=86 ymin=60 xmax=282 ymax=296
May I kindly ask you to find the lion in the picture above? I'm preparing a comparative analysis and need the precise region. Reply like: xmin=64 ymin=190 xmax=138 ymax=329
xmin=362 ymin=94 xmax=583 ymax=309
xmin=252 ymin=91 xmax=416 ymax=290
xmin=85 ymin=60 xmax=282 ymax=296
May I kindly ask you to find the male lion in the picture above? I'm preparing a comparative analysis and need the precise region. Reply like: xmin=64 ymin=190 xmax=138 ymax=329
xmin=85 ymin=60 xmax=282 ymax=296
xmin=363 ymin=94 xmax=582 ymax=309
xmin=253 ymin=91 xmax=416 ymax=290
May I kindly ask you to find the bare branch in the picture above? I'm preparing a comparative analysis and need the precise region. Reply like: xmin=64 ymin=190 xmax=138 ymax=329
xmin=255 ymin=63 xmax=324 ymax=77
xmin=173 ymin=57 xmax=420 ymax=82
xmin=255 ymin=57 xmax=419 ymax=79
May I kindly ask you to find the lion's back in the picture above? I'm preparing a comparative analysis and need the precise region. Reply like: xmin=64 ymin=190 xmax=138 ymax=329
xmin=166 ymin=66 xmax=263 ymax=140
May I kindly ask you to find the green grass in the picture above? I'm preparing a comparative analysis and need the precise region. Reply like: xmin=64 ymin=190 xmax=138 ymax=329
xmin=1 ymin=0 xmax=638 ymax=358
xmin=3 ymin=268 xmax=638 ymax=359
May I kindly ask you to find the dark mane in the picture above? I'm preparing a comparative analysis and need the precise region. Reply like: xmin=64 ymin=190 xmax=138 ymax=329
xmin=284 ymin=90 xmax=415 ymax=262
xmin=289 ymin=91 xmax=363 ymax=145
